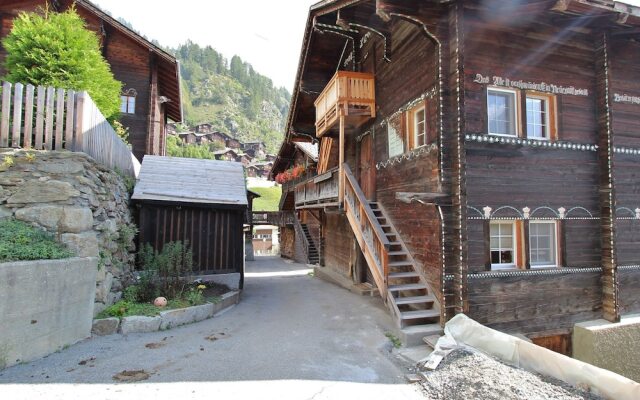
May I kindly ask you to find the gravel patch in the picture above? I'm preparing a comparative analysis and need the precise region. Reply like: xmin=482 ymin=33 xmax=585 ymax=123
xmin=419 ymin=349 xmax=603 ymax=400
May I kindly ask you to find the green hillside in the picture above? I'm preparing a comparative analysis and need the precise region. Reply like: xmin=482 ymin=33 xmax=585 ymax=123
xmin=173 ymin=42 xmax=290 ymax=154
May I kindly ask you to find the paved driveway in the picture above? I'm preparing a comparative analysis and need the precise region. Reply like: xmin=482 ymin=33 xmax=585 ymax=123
xmin=0 ymin=257 xmax=424 ymax=399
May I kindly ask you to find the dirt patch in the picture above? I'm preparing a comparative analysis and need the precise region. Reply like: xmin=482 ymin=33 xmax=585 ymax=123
xmin=202 ymin=282 xmax=231 ymax=298
xmin=419 ymin=349 xmax=603 ymax=400
xmin=145 ymin=342 xmax=165 ymax=349
xmin=112 ymin=370 xmax=151 ymax=382
xmin=78 ymin=357 xmax=96 ymax=366
xmin=204 ymin=332 xmax=227 ymax=342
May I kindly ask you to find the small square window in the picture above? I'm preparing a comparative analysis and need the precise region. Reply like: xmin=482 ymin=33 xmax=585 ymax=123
xmin=529 ymin=221 xmax=557 ymax=267
xmin=487 ymin=88 xmax=517 ymax=136
xmin=526 ymin=96 xmax=549 ymax=139
xmin=490 ymin=221 xmax=516 ymax=269
xmin=414 ymin=107 xmax=426 ymax=148
xmin=387 ymin=115 xmax=404 ymax=158
xmin=120 ymin=95 xmax=136 ymax=114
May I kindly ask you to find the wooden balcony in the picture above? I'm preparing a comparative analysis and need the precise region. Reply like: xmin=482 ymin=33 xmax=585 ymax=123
xmin=314 ymin=71 xmax=375 ymax=138
xmin=294 ymin=166 xmax=340 ymax=209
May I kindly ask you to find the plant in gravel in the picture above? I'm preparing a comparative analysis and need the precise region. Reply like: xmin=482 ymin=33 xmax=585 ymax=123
xmin=117 ymin=223 xmax=138 ymax=252
xmin=385 ymin=332 xmax=402 ymax=349
xmin=185 ymin=284 xmax=206 ymax=306
xmin=0 ymin=219 xmax=73 ymax=262
xmin=2 ymin=155 xmax=14 ymax=167
xmin=24 ymin=152 xmax=36 ymax=163
xmin=136 ymin=241 xmax=194 ymax=301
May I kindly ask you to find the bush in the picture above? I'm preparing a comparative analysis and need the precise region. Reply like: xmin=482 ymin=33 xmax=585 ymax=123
xmin=0 ymin=219 xmax=73 ymax=262
xmin=2 ymin=6 xmax=122 ymax=120
xmin=135 ymin=241 xmax=194 ymax=301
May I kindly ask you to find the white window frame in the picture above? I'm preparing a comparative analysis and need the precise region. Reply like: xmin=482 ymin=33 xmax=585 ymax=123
xmin=487 ymin=87 xmax=519 ymax=137
xmin=120 ymin=95 xmax=136 ymax=114
xmin=413 ymin=106 xmax=427 ymax=148
xmin=387 ymin=120 xmax=404 ymax=158
xmin=525 ymin=94 xmax=550 ymax=140
xmin=490 ymin=221 xmax=517 ymax=270
xmin=528 ymin=220 xmax=558 ymax=268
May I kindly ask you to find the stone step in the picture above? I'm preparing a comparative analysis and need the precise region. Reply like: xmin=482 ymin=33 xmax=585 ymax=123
xmin=400 ymin=309 xmax=440 ymax=320
xmin=399 ymin=324 xmax=443 ymax=347
xmin=394 ymin=295 xmax=436 ymax=305
xmin=388 ymin=283 xmax=427 ymax=292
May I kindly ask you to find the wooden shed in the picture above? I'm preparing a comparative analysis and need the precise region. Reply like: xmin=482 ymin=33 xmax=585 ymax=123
xmin=132 ymin=156 xmax=248 ymax=288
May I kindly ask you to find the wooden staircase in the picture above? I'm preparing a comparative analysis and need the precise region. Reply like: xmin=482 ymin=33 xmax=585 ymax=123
xmin=300 ymin=223 xmax=320 ymax=264
xmin=342 ymin=164 xmax=440 ymax=340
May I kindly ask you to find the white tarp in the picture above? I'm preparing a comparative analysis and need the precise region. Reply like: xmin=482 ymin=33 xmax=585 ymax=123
xmin=428 ymin=314 xmax=640 ymax=400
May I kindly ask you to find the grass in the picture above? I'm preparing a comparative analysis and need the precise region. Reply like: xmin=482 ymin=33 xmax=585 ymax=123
xmin=0 ymin=219 xmax=73 ymax=262
xmin=385 ymin=332 xmax=402 ymax=349
xmin=96 ymin=297 xmax=221 ymax=320
xmin=249 ymin=186 xmax=282 ymax=212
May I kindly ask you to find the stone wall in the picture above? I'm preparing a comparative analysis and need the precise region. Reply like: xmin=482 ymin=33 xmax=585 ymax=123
xmin=0 ymin=257 xmax=97 ymax=369
xmin=0 ymin=149 xmax=136 ymax=315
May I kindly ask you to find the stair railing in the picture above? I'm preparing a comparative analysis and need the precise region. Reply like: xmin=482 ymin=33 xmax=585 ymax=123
xmin=293 ymin=214 xmax=312 ymax=264
xmin=342 ymin=163 xmax=390 ymax=295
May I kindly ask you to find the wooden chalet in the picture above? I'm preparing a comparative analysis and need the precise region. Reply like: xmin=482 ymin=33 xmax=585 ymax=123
xmin=226 ymin=137 xmax=242 ymax=150
xmin=178 ymin=131 xmax=197 ymax=144
xmin=242 ymin=141 xmax=267 ymax=159
xmin=132 ymin=156 xmax=248 ymax=289
xmin=0 ymin=0 xmax=183 ymax=162
xmin=274 ymin=0 xmax=640 ymax=348
xmin=214 ymin=148 xmax=239 ymax=161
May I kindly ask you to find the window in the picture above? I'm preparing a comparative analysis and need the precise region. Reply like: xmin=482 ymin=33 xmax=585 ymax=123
xmin=120 ymin=89 xmax=137 ymax=114
xmin=490 ymin=222 xmax=516 ymax=269
xmin=487 ymin=88 xmax=518 ymax=136
xmin=526 ymin=96 xmax=549 ymax=139
xmin=529 ymin=221 xmax=557 ymax=267
xmin=413 ymin=106 xmax=426 ymax=148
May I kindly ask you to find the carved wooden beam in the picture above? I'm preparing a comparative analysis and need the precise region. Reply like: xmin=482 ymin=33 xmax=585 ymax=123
xmin=551 ymin=0 xmax=573 ymax=13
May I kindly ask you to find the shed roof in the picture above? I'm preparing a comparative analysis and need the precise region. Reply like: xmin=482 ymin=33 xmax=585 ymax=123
xmin=132 ymin=156 xmax=248 ymax=206
xmin=295 ymin=142 xmax=319 ymax=161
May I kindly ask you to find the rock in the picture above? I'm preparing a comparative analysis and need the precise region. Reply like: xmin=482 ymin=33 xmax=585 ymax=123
xmin=92 ymin=317 xmax=120 ymax=336
xmin=93 ymin=302 xmax=107 ymax=318
xmin=120 ymin=316 xmax=162 ymax=334
xmin=61 ymin=232 xmax=99 ymax=257
xmin=7 ymin=180 xmax=80 ymax=204
xmin=106 ymin=291 xmax=122 ymax=306
xmin=15 ymin=205 xmax=92 ymax=233
xmin=159 ymin=303 xmax=215 ymax=330
xmin=95 ymin=273 xmax=114 ymax=303
xmin=95 ymin=219 xmax=117 ymax=234
xmin=0 ymin=206 xmax=12 ymax=220
xmin=96 ymin=263 xmax=107 ymax=283
xmin=0 ymin=177 xmax=24 ymax=186
xmin=37 ymin=161 xmax=84 ymax=175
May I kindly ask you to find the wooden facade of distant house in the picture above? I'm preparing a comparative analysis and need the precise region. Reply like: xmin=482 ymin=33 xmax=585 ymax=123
xmin=238 ymin=154 xmax=254 ymax=166
xmin=210 ymin=131 xmax=230 ymax=147
xmin=265 ymin=154 xmax=277 ymax=162
xmin=178 ymin=132 xmax=197 ymax=145
xmin=133 ymin=156 xmax=248 ymax=288
xmin=246 ymin=165 xmax=260 ymax=178
xmin=273 ymin=0 xmax=640 ymax=348
xmin=242 ymin=141 xmax=267 ymax=159
xmin=253 ymin=227 xmax=276 ymax=255
xmin=0 ymin=0 xmax=182 ymax=162
xmin=195 ymin=123 xmax=214 ymax=133
xmin=214 ymin=149 xmax=238 ymax=161
xmin=226 ymin=138 xmax=242 ymax=150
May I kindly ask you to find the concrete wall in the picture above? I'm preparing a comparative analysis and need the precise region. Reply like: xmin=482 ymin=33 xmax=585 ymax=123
xmin=573 ymin=314 xmax=640 ymax=383
xmin=0 ymin=257 xmax=97 ymax=369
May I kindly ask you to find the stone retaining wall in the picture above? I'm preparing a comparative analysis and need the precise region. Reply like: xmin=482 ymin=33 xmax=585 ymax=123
xmin=0 ymin=149 xmax=136 ymax=316
xmin=0 ymin=257 xmax=97 ymax=369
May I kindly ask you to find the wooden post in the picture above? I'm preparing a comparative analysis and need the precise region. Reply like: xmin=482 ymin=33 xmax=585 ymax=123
xmin=74 ymin=92 xmax=86 ymax=152
xmin=11 ymin=83 xmax=23 ymax=148
xmin=1 ymin=81 xmax=12 ymax=148
xmin=34 ymin=85 xmax=45 ymax=150
xmin=23 ymin=85 xmax=34 ymax=149
xmin=339 ymin=109 xmax=345 ymax=205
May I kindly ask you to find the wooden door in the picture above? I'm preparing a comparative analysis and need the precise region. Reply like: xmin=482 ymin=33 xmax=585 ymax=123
xmin=358 ymin=134 xmax=375 ymax=200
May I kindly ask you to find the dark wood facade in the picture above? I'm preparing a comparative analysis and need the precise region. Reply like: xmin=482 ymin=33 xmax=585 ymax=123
xmin=0 ymin=0 xmax=182 ymax=161
xmin=276 ymin=0 xmax=640 ymax=339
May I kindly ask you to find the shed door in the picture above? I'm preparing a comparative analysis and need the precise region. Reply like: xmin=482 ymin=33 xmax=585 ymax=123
xmin=358 ymin=134 xmax=375 ymax=200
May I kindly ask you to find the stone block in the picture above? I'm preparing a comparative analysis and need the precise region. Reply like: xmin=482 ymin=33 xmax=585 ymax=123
xmin=15 ymin=205 xmax=92 ymax=233
xmin=61 ymin=232 xmax=99 ymax=257
xmin=0 ymin=206 xmax=12 ymax=220
xmin=93 ymin=302 xmax=107 ymax=318
xmin=7 ymin=180 xmax=80 ymax=204
xmin=120 ymin=316 xmax=161 ymax=334
xmin=92 ymin=318 xmax=119 ymax=336
xmin=95 ymin=273 xmax=113 ymax=303
xmin=37 ymin=161 xmax=84 ymax=175
xmin=159 ymin=303 xmax=215 ymax=330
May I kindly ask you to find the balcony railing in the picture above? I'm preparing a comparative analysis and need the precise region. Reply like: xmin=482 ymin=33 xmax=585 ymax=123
xmin=294 ymin=166 xmax=340 ymax=208
xmin=314 ymin=71 xmax=375 ymax=137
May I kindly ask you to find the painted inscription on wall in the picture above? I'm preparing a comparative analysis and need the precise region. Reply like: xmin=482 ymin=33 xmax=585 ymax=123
xmin=473 ymin=74 xmax=589 ymax=96
xmin=614 ymin=93 xmax=640 ymax=105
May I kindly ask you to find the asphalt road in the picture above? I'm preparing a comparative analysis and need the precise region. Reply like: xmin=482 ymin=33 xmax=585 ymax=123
xmin=0 ymin=257 xmax=424 ymax=400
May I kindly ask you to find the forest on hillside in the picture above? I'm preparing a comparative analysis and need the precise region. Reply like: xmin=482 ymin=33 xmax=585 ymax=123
xmin=173 ymin=42 xmax=291 ymax=154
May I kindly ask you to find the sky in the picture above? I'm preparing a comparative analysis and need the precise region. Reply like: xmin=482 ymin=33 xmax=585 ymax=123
xmin=93 ymin=0 xmax=640 ymax=92
xmin=93 ymin=0 xmax=317 ymax=91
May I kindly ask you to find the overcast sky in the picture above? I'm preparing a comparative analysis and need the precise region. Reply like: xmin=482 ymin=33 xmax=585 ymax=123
xmin=93 ymin=0 xmax=640 ymax=92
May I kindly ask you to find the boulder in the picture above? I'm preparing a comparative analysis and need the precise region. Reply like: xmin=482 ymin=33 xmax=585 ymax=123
xmin=15 ymin=205 xmax=93 ymax=233
xmin=37 ymin=161 xmax=84 ymax=175
xmin=61 ymin=232 xmax=99 ymax=257
xmin=7 ymin=180 xmax=80 ymax=204
xmin=92 ymin=318 xmax=119 ymax=336
xmin=95 ymin=273 xmax=114 ymax=303
xmin=0 ymin=206 xmax=12 ymax=220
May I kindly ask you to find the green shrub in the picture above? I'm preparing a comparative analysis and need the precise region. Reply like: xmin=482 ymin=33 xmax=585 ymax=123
xmin=136 ymin=241 xmax=194 ymax=300
xmin=0 ymin=219 xmax=73 ymax=262
xmin=2 ymin=6 xmax=122 ymax=120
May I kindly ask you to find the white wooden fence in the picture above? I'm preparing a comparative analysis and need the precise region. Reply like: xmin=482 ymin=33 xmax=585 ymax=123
xmin=0 ymin=81 xmax=140 ymax=177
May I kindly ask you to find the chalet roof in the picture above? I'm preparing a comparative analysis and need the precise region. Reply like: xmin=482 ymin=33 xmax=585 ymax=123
xmin=213 ymin=148 xmax=239 ymax=156
xmin=295 ymin=142 xmax=319 ymax=162
xmin=243 ymin=141 xmax=266 ymax=146
xmin=76 ymin=0 xmax=182 ymax=122
xmin=132 ymin=156 xmax=248 ymax=206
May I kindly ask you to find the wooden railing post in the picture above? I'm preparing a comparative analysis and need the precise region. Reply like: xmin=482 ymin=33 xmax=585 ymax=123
xmin=339 ymin=111 xmax=345 ymax=205
xmin=74 ymin=91 xmax=86 ymax=152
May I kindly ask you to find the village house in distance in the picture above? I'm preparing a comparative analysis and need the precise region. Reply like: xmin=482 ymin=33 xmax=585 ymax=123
xmin=0 ymin=0 xmax=183 ymax=161
xmin=167 ymin=122 xmax=276 ymax=178
xmin=272 ymin=0 xmax=640 ymax=351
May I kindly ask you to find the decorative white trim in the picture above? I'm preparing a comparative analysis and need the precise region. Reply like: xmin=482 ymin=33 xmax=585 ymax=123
xmin=465 ymin=133 xmax=598 ymax=151
xmin=376 ymin=143 xmax=437 ymax=169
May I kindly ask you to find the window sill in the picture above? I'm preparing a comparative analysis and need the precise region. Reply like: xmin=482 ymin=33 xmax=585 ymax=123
xmin=488 ymin=265 xmax=560 ymax=272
